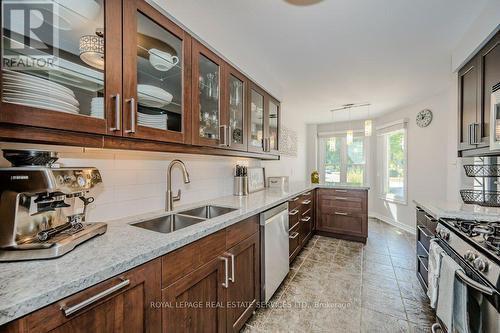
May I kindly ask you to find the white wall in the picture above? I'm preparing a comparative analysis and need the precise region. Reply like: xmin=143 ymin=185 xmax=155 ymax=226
xmin=147 ymin=0 xmax=308 ymax=183
xmin=0 ymin=142 xmax=259 ymax=222
xmin=451 ymin=0 xmax=500 ymax=71
xmin=369 ymin=87 xmax=456 ymax=232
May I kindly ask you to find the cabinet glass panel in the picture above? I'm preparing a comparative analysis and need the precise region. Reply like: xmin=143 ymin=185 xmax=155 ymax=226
xmin=1 ymin=1 xmax=105 ymax=118
xmin=136 ymin=12 xmax=182 ymax=132
xmin=229 ymin=74 xmax=244 ymax=145
xmin=269 ymin=100 xmax=279 ymax=150
xmin=198 ymin=55 xmax=220 ymax=139
xmin=250 ymin=89 xmax=264 ymax=148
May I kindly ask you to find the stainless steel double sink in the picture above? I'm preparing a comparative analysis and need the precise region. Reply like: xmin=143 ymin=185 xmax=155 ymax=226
xmin=130 ymin=205 xmax=237 ymax=234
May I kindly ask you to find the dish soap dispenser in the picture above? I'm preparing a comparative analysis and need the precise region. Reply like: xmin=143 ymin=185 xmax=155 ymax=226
xmin=311 ymin=170 xmax=319 ymax=184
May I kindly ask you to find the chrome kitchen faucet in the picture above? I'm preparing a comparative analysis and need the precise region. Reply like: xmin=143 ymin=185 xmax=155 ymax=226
xmin=166 ymin=159 xmax=190 ymax=211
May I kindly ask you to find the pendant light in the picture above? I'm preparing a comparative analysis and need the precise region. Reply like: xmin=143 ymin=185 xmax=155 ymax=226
xmin=346 ymin=105 xmax=353 ymax=145
xmin=364 ymin=104 xmax=372 ymax=137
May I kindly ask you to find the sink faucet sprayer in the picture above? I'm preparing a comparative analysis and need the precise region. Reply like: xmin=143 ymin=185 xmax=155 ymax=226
xmin=166 ymin=159 xmax=190 ymax=211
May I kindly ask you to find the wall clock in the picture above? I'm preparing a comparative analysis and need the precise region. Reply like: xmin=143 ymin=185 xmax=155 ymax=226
xmin=416 ymin=109 xmax=433 ymax=128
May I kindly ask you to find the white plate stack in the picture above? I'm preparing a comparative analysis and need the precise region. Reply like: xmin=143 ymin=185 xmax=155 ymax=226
xmin=2 ymin=69 xmax=79 ymax=114
xmin=138 ymin=112 xmax=168 ymax=130
xmin=90 ymin=97 xmax=104 ymax=119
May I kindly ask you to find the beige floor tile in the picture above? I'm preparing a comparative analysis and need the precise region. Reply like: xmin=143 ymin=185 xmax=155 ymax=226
xmin=361 ymin=307 xmax=410 ymax=333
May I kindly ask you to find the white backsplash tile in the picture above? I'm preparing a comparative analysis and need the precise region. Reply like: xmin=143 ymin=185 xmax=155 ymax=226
xmin=0 ymin=143 xmax=260 ymax=222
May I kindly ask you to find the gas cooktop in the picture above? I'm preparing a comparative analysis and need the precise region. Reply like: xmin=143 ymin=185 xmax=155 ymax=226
xmin=441 ymin=218 xmax=500 ymax=263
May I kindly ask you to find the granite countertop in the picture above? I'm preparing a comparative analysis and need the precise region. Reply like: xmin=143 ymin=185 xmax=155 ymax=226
xmin=0 ymin=182 xmax=368 ymax=325
xmin=413 ymin=199 xmax=500 ymax=222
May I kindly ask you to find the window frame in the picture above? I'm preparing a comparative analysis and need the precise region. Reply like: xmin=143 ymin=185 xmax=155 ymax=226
xmin=317 ymin=131 xmax=369 ymax=186
xmin=377 ymin=125 xmax=408 ymax=205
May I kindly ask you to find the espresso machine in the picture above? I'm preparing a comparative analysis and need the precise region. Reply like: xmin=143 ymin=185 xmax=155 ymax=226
xmin=0 ymin=149 xmax=107 ymax=261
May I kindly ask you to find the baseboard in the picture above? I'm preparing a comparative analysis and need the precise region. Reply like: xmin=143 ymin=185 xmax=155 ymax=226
xmin=369 ymin=212 xmax=416 ymax=235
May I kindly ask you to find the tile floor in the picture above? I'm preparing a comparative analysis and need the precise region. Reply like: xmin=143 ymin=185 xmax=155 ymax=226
xmin=242 ymin=218 xmax=436 ymax=333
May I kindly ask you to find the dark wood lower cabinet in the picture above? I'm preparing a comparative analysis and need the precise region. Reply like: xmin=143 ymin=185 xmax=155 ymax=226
xmin=0 ymin=259 xmax=162 ymax=333
xmin=316 ymin=188 xmax=368 ymax=243
xmin=0 ymin=216 xmax=260 ymax=333
xmin=162 ymin=257 xmax=227 ymax=333
xmin=226 ymin=233 xmax=260 ymax=333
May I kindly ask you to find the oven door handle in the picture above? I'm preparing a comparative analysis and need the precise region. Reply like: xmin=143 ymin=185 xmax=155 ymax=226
xmin=456 ymin=270 xmax=495 ymax=295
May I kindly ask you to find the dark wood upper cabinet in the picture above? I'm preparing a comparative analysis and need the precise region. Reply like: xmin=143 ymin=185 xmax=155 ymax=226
xmin=0 ymin=0 xmax=122 ymax=136
xmin=247 ymin=83 xmax=266 ymax=153
xmin=192 ymin=40 xmax=226 ymax=147
xmin=224 ymin=65 xmax=248 ymax=151
xmin=266 ymin=96 xmax=280 ymax=155
xmin=458 ymin=56 xmax=479 ymax=151
xmin=458 ymin=30 xmax=500 ymax=155
xmin=122 ymin=0 xmax=192 ymax=144
xmin=479 ymin=31 xmax=500 ymax=143
xmin=0 ymin=0 xmax=281 ymax=158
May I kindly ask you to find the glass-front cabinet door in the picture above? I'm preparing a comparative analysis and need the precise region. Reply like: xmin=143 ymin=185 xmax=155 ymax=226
xmin=0 ymin=0 xmax=122 ymax=135
xmin=122 ymin=0 xmax=190 ymax=143
xmin=192 ymin=40 xmax=225 ymax=147
xmin=267 ymin=97 xmax=280 ymax=154
xmin=248 ymin=84 xmax=265 ymax=152
xmin=225 ymin=65 xmax=247 ymax=150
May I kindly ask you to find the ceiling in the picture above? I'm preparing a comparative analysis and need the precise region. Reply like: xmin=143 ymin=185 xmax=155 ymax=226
xmin=154 ymin=0 xmax=488 ymax=124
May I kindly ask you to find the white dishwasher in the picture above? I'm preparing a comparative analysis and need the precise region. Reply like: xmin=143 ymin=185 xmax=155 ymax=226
xmin=260 ymin=202 xmax=290 ymax=303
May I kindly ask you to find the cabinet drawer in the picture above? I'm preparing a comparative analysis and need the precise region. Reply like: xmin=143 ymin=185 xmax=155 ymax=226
xmin=226 ymin=215 xmax=259 ymax=248
xmin=288 ymin=195 xmax=302 ymax=211
xmin=320 ymin=188 xmax=366 ymax=199
xmin=162 ymin=230 xmax=226 ymax=287
xmin=417 ymin=254 xmax=429 ymax=287
xmin=288 ymin=207 xmax=300 ymax=230
xmin=319 ymin=212 xmax=366 ymax=236
xmin=417 ymin=224 xmax=433 ymax=253
xmin=289 ymin=223 xmax=300 ymax=257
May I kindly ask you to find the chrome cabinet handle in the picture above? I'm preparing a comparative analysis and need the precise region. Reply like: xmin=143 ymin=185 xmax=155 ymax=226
xmin=301 ymin=216 xmax=311 ymax=222
xmin=424 ymin=214 xmax=436 ymax=222
xmin=61 ymin=277 xmax=130 ymax=316
xmin=110 ymin=94 xmax=121 ymax=131
xmin=334 ymin=196 xmax=348 ymax=200
xmin=227 ymin=126 xmax=232 ymax=147
xmin=289 ymin=209 xmax=299 ymax=216
xmin=431 ymin=323 xmax=441 ymax=333
xmin=219 ymin=125 xmax=227 ymax=146
xmin=302 ymin=192 xmax=311 ymax=196
xmin=289 ymin=197 xmax=299 ymax=202
xmin=229 ymin=253 xmax=235 ymax=283
xmin=302 ymin=199 xmax=311 ymax=205
xmin=221 ymin=256 xmax=229 ymax=288
xmin=417 ymin=225 xmax=432 ymax=238
xmin=455 ymin=270 xmax=495 ymax=295
xmin=289 ymin=231 xmax=299 ymax=239
xmin=125 ymin=97 xmax=136 ymax=133
xmin=334 ymin=212 xmax=348 ymax=216
xmin=335 ymin=189 xmax=348 ymax=193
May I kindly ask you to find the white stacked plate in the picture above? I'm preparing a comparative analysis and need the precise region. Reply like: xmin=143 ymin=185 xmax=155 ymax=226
xmin=137 ymin=84 xmax=173 ymax=108
xmin=90 ymin=97 xmax=104 ymax=119
xmin=2 ymin=69 xmax=79 ymax=114
xmin=138 ymin=112 xmax=168 ymax=130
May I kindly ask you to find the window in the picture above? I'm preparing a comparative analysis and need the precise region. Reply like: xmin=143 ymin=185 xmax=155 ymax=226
xmin=318 ymin=133 xmax=367 ymax=185
xmin=377 ymin=122 xmax=407 ymax=204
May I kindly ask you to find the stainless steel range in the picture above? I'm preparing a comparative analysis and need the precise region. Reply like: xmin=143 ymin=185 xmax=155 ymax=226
xmin=435 ymin=219 xmax=500 ymax=332
xmin=0 ymin=149 xmax=107 ymax=261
